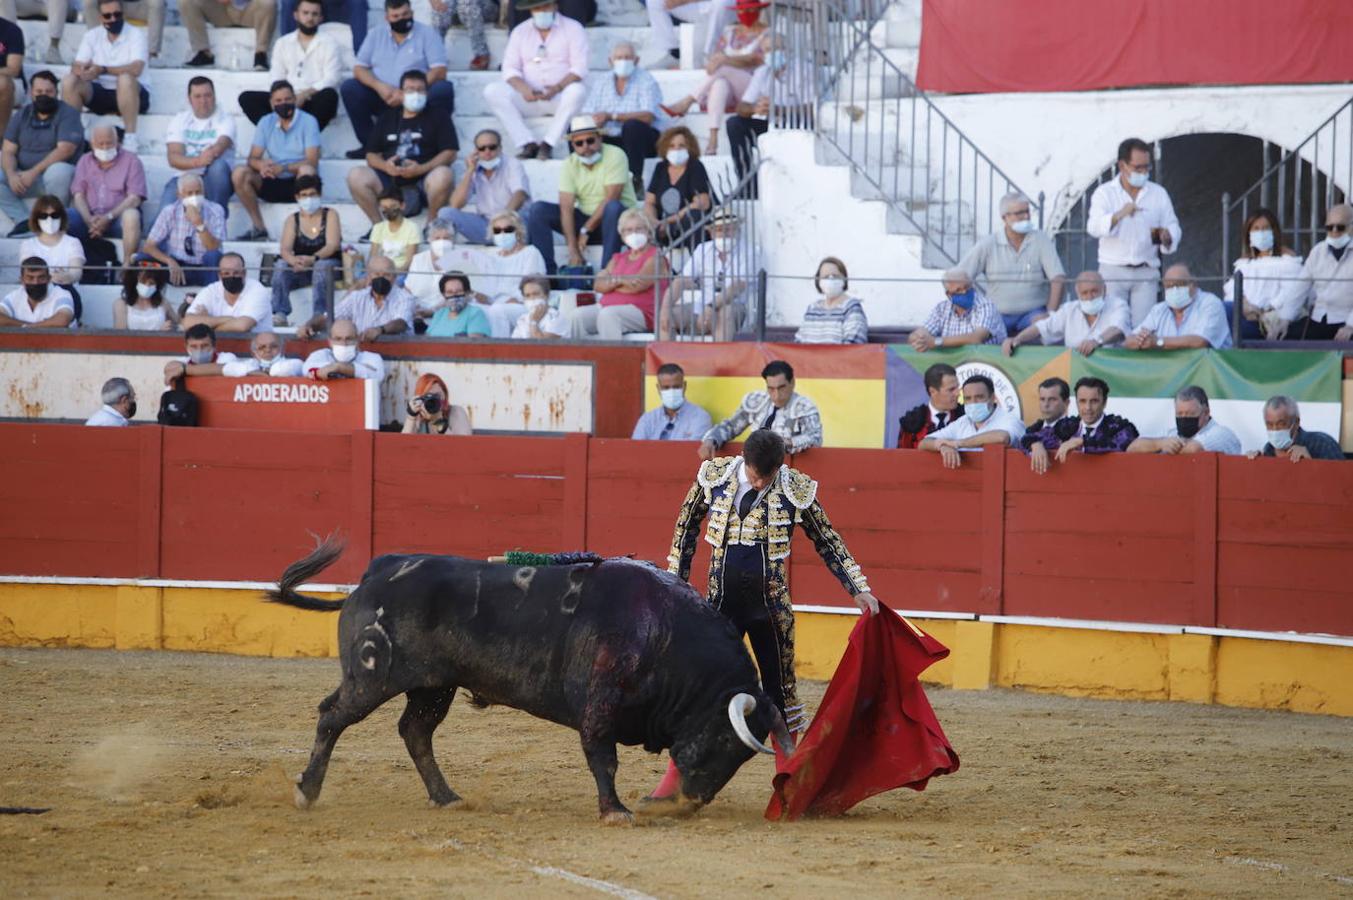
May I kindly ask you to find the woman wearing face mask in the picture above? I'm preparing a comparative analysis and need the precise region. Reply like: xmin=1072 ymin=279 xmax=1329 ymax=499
xmin=271 ymin=175 xmax=341 ymax=328
xmin=114 ymin=261 xmax=179 ymax=331
xmin=510 ymin=274 xmax=570 ymax=340
xmin=426 ymin=271 xmax=492 ymax=338
xmin=406 ymin=220 xmax=465 ymax=328
xmin=368 ymin=185 xmax=420 ymax=275
xmin=660 ymin=0 xmax=767 ymax=156
xmin=576 ymin=208 xmax=668 ymax=339
xmin=402 ymin=372 xmax=473 ymax=435
xmin=467 ymin=210 xmax=547 ymax=336
xmin=644 ymin=126 xmax=713 ymax=248
xmin=21 ymin=196 xmax=85 ymax=316
xmin=1223 ymin=208 xmax=1308 ymax=342
xmin=795 ymin=256 xmax=868 ymax=344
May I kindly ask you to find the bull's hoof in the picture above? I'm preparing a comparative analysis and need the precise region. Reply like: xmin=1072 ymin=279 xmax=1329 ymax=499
xmin=293 ymin=785 xmax=311 ymax=811
xmin=428 ymin=796 xmax=463 ymax=809
xmin=599 ymin=809 xmax=635 ymax=827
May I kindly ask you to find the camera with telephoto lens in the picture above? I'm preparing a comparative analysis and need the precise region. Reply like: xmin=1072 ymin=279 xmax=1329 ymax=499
xmin=410 ymin=392 xmax=442 ymax=416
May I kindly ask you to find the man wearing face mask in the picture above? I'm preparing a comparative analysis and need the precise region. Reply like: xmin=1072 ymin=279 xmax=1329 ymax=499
xmin=348 ymin=69 xmax=458 ymax=227
xmin=303 ymin=318 xmax=387 ymax=381
xmin=919 ymin=375 xmax=1026 ymax=469
xmin=1004 ymin=270 xmax=1129 ymax=357
xmin=67 ymin=125 xmax=146 ymax=265
xmin=486 ymin=0 xmax=588 ymax=162
xmin=1289 ymin=204 xmax=1353 ymax=342
xmin=509 ymin=275 xmax=570 ymax=339
xmin=232 ymin=80 xmax=321 ymax=241
xmin=1124 ymin=263 xmax=1231 ymax=351
xmin=631 ymin=362 xmax=713 ymax=440
xmin=1087 ymin=137 xmax=1182 ymax=327
xmin=1050 ymin=377 xmax=1139 ymax=461
xmin=0 ymin=71 xmax=81 ymax=235
xmin=908 ymin=269 xmax=1006 ymax=352
xmin=959 ymin=192 xmax=1066 ymax=334
xmin=302 ymin=255 xmax=415 ymax=340
xmin=221 ymin=330 xmax=304 ymax=377
xmin=439 ymin=129 xmax=531 ymax=245
xmin=0 ymin=257 xmax=75 ymax=327
xmin=582 ymin=41 xmax=669 ymax=193
xmin=139 ymin=174 xmax=226 ymax=288
xmin=1247 ymin=395 xmax=1343 ymax=462
xmin=241 ymin=0 xmax=341 ymax=129
xmin=86 ymin=377 xmax=137 ymax=426
xmin=163 ymin=323 xmax=238 ymax=384
xmin=61 ymin=0 xmax=150 ymax=153
xmin=183 ymin=252 xmax=273 ymax=334
xmin=658 ymin=209 xmax=758 ymax=340
xmin=341 ymin=0 xmax=452 ymax=157
xmin=1128 ymin=386 xmax=1241 ymax=456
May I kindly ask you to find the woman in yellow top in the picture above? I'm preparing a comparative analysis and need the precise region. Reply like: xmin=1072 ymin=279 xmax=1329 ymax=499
xmin=369 ymin=187 xmax=421 ymax=275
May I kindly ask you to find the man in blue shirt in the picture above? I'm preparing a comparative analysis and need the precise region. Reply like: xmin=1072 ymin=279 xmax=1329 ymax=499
xmin=631 ymin=363 xmax=713 ymax=441
xmin=339 ymin=0 xmax=452 ymax=156
xmin=231 ymin=79 xmax=321 ymax=240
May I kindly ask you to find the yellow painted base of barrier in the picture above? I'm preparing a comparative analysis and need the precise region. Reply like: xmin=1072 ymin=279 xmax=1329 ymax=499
xmin=1 ymin=584 xmax=1349 ymax=718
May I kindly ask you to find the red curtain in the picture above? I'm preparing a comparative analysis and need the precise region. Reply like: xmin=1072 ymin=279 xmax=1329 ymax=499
xmin=917 ymin=0 xmax=1353 ymax=94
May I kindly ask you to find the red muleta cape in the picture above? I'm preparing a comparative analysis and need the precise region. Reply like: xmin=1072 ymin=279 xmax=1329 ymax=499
xmin=766 ymin=603 xmax=960 ymax=821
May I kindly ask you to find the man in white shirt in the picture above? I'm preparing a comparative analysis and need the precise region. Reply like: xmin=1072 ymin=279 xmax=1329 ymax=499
xmin=1128 ymin=385 xmax=1242 ymax=456
xmin=182 ymin=252 xmax=272 ymax=333
xmin=1124 ymin=264 xmax=1232 ymax=351
xmin=302 ymin=318 xmax=386 ymax=380
xmin=1290 ymin=203 xmax=1353 ymax=342
xmin=918 ymin=374 xmax=1026 ymax=469
xmin=239 ymin=0 xmax=341 ymax=129
xmin=222 ymin=330 xmax=306 ymax=376
xmin=0 ymin=257 xmax=76 ymax=327
xmin=1087 ymin=137 xmax=1182 ymax=327
xmin=439 ymin=128 xmax=531 ymax=244
xmin=163 ymin=323 xmax=238 ymax=384
xmin=484 ymin=1 xmax=589 ymax=160
xmin=657 ymin=210 xmax=758 ymax=340
xmin=161 ymin=76 xmax=236 ymax=216
xmin=59 ymin=0 xmax=150 ymax=152
xmin=86 ymin=377 xmax=136 ymax=426
xmin=1004 ymin=270 xmax=1130 ymax=357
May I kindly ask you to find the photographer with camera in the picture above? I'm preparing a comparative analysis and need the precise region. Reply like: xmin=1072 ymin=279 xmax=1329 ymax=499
xmin=401 ymin=372 xmax=471 ymax=435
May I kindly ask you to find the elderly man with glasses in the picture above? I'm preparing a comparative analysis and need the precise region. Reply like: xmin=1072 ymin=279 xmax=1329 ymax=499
xmin=437 ymin=128 xmax=531 ymax=244
xmin=958 ymin=191 xmax=1066 ymax=333
xmin=1289 ymin=203 xmax=1353 ymax=342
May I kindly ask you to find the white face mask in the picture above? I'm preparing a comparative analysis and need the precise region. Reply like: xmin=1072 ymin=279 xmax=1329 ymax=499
xmin=531 ymin=10 xmax=555 ymax=28
xmin=331 ymin=343 xmax=358 ymax=363
xmin=93 ymin=146 xmax=118 ymax=163
xmin=713 ymin=236 xmax=732 ymax=252
xmin=1328 ymin=232 xmax=1352 ymax=250
xmin=578 ymin=150 xmax=603 ymax=166
xmin=525 ymin=297 xmax=546 ymax=311
xmin=430 ymin=239 xmax=452 ymax=260
xmin=255 ymin=352 xmax=278 ymax=367
xmin=297 ymin=195 xmax=321 ymax=214
xmin=623 ymin=232 xmax=649 ymax=251
xmin=1009 ymin=219 xmax=1033 ymax=235
xmin=1126 ymin=171 xmax=1148 ymax=189
xmin=659 ymin=387 xmax=685 ymax=410
xmin=1248 ymin=229 xmax=1274 ymax=252
xmin=402 ymin=92 xmax=427 ymax=113
xmin=1079 ymin=296 xmax=1105 ymax=316
xmin=612 ymin=59 xmax=635 ymax=78
xmin=182 ymin=194 xmax=203 ymax=208
xmin=1164 ymin=285 xmax=1193 ymax=309
xmin=478 ymin=155 xmax=501 ymax=171
xmin=493 ymin=230 xmax=518 ymax=251
xmin=820 ymin=276 xmax=845 ymax=297
xmin=666 ymin=148 xmax=689 ymax=167
xmin=136 ymin=281 xmax=157 ymax=299
xmin=38 ymin=216 xmax=61 ymax=235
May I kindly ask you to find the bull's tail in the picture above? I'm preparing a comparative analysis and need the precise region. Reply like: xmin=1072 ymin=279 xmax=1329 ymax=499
xmin=264 ymin=535 xmax=346 ymax=612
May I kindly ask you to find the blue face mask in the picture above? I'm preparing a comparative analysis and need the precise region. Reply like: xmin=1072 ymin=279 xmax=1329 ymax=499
xmin=966 ymin=401 xmax=992 ymax=423
xmin=949 ymin=289 xmax=975 ymax=312
xmin=1267 ymin=428 xmax=1294 ymax=450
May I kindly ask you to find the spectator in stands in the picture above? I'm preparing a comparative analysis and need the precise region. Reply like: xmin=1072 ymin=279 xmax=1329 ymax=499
xmin=1124 ymin=263 xmax=1231 ymax=350
xmin=405 ymin=218 xmax=458 ymax=324
xmin=430 ymin=0 xmax=494 ymax=71
xmin=301 ymin=255 xmax=414 ymax=339
xmin=583 ymin=41 xmax=668 ymax=192
xmin=908 ymin=269 xmax=1007 ymax=351
xmin=160 ymin=76 xmax=235 ymax=215
xmin=427 ymin=271 xmax=492 ymax=338
xmin=1087 ymin=137 xmax=1181 ymax=327
xmin=163 ymin=322 xmax=236 ymax=383
xmin=139 ymin=173 xmax=226 ymax=287
xmin=0 ymin=71 xmax=80 ymax=234
xmin=0 ymin=256 xmax=74 ymax=327
xmin=272 ymin=174 xmax=341 ymax=328
xmin=67 ymin=125 xmax=145 ymax=265
xmin=341 ymin=0 xmax=452 ymax=157
xmin=505 ymin=0 xmax=593 ymax=26
xmin=402 ymin=372 xmax=472 ymax=435
xmin=700 ymin=359 xmax=821 ymax=458
xmin=439 ymin=128 xmax=531 ymax=244
xmin=79 ymin=0 xmax=164 ymax=62
xmin=632 ymin=362 xmax=713 ymax=440
xmin=367 ymin=186 xmax=421 ymax=273
xmin=241 ymin=0 xmax=340 ymax=128
xmin=5 ymin=0 xmax=66 ymax=65
xmin=645 ymin=126 xmax=712 ymax=247
xmin=1128 ymin=385 xmax=1241 ymax=456
xmin=662 ymin=0 xmax=766 ymax=156
xmin=1004 ymin=270 xmax=1129 ymax=357
xmin=527 ymin=116 xmax=636 ymax=275
xmin=574 ymin=208 xmax=665 ymax=339
xmin=222 ymin=330 xmax=305 ymax=376
xmin=277 ymin=0 xmax=365 ymax=73
xmin=114 ymin=260 xmax=177 ymax=330
xmin=20 ymin=195 xmax=84 ymax=310
xmin=657 ymin=208 xmax=756 ymax=340
xmin=86 ymin=376 xmax=136 ymax=426
xmin=1020 ymin=377 xmax=1071 ymax=475
xmin=918 ymin=374 xmax=1025 ymax=469
xmin=477 ymin=208 xmax=547 ymax=297
xmin=181 ymin=0 xmax=276 ymax=70
xmin=1051 ymin=377 xmax=1139 ymax=460
xmin=61 ymin=0 xmax=150 ymax=153
xmin=959 ymin=192 xmax=1066 ymax=333
xmin=0 ymin=15 xmax=23 ymax=137
xmin=1288 ymin=203 xmax=1353 ymax=342
xmin=897 ymin=362 xmax=963 ymax=449
xmin=1224 ymin=208 xmax=1308 ymax=341
xmin=485 ymin=0 xmax=587 ymax=162
xmin=727 ymin=43 xmax=814 ymax=181
xmin=796 ymin=256 xmax=867 ymax=344
xmin=304 ymin=317 xmax=386 ymax=380
xmin=511 ymin=275 xmax=570 ymax=339
xmin=1248 ymin=395 xmax=1343 ymax=462
xmin=182 ymin=252 xmax=272 ymax=333
xmin=232 ymin=80 xmax=321 ymax=241
xmin=349 ymin=70 xmax=458 ymax=229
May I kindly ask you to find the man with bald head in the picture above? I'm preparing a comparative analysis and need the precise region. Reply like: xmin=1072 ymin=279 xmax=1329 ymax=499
xmin=1004 ymin=270 xmax=1130 ymax=357
xmin=908 ymin=268 xmax=1006 ymax=352
xmin=222 ymin=330 xmax=305 ymax=377
xmin=302 ymin=317 xmax=387 ymax=381
xmin=1290 ymin=203 xmax=1353 ymax=342
xmin=1124 ymin=263 xmax=1231 ymax=350
xmin=581 ymin=40 xmax=667 ymax=191
xmin=68 ymin=124 xmax=147 ymax=263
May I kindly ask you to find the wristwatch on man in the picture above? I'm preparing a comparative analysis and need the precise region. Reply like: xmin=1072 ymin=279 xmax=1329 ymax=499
xmin=1155 ymin=336 xmax=1165 ymax=348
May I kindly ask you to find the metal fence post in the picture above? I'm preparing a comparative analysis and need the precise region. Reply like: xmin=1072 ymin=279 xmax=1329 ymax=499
xmin=756 ymin=268 xmax=768 ymax=341
xmin=1220 ymin=191 xmax=1230 ymax=282
xmin=1230 ymin=269 xmax=1243 ymax=347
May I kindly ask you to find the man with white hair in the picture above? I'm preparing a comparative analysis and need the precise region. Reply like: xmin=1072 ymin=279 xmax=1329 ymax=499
xmin=1005 ymin=270 xmax=1129 ymax=357
xmin=139 ymin=172 xmax=226 ymax=287
xmin=67 ymin=124 xmax=146 ymax=264
xmin=1289 ymin=203 xmax=1353 ymax=342
xmin=85 ymin=376 xmax=136 ymax=426
xmin=1248 ymin=395 xmax=1343 ymax=461
xmin=581 ymin=41 xmax=668 ymax=193
xmin=908 ymin=269 xmax=1006 ymax=351
xmin=1124 ymin=263 xmax=1231 ymax=350
xmin=959 ymin=191 xmax=1066 ymax=333
xmin=302 ymin=318 xmax=386 ymax=380
xmin=222 ymin=330 xmax=305 ymax=377
xmin=1128 ymin=385 xmax=1241 ymax=456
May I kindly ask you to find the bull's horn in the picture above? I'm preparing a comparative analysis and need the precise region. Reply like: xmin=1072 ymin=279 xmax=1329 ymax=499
xmin=728 ymin=693 xmax=775 ymax=755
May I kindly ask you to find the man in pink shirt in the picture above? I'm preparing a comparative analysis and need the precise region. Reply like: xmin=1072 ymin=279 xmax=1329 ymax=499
xmin=67 ymin=123 xmax=147 ymax=263
xmin=483 ymin=0 xmax=588 ymax=161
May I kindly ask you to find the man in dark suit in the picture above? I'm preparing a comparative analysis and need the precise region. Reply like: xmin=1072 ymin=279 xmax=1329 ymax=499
xmin=898 ymin=362 xmax=964 ymax=449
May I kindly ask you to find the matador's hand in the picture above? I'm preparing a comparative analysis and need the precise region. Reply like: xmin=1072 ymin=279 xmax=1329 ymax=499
xmin=855 ymin=592 xmax=879 ymax=615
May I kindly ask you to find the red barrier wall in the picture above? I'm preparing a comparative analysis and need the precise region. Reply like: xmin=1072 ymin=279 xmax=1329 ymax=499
xmin=1 ymin=423 xmax=1349 ymax=637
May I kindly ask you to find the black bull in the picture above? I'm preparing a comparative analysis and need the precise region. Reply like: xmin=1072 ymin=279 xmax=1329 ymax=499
xmin=266 ymin=540 xmax=793 ymax=823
